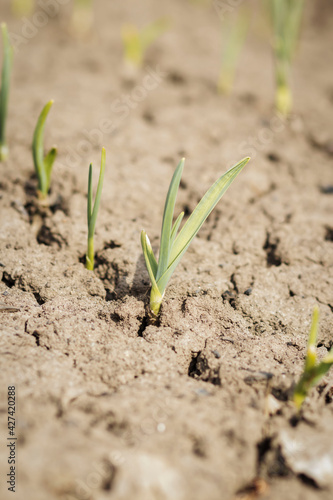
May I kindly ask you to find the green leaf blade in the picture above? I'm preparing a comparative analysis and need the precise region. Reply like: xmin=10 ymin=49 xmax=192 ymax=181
xmin=87 ymin=163 xmax=93 ymax=226
xmin=141 ymin=230 xmax=158 ymax=280
xmin=323 ymin=349 xmax=333 ymax=365
xmin=156 ymin=157 xmax=250 ymax=295
xmin=305 ymin=306 xmax=319 ymax=372
xmin=44 ymin=147 xmax=57 ymax=193
xmin=88 ymin=147 xmax=106 ymax=238
xmin=170 ymin=211 xmax=184 ymax=248
xmin=156 ymin=158 xmax=185 ymax=282
xmin=310 ymin=361 xmax=333 ymax=389
xmin=32 ymin=99 xmax=54 ymax=196
xmin=86 ymin=148 xmax=106 ymax=271
xmin=293 ymin=307 xmax=333 ymax=410
xmin=170 ymin=157 xmax=250 ymax=263
xmin=141 ymin=230 xmax=159 ymax=291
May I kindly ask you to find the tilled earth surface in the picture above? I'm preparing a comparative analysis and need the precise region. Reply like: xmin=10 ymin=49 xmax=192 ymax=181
xmin=0 ymin=1 xmax=333 ymax=499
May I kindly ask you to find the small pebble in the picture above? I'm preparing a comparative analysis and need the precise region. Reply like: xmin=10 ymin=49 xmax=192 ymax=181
xmin=195 ymin=388 xmax=210 ymax=397
xmin=244 ymin=371 xmax=273 ymax=385
xmin=157 ymin=423 xmax=166 ymax=433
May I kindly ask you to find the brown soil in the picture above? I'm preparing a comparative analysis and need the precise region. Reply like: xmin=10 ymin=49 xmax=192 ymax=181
xmin=0 ymin=1 xmax=333 ymax=500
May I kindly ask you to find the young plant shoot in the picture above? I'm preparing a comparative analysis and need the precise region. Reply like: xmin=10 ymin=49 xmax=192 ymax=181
xmin=293 ymin=307 xmax=333 ymax=410
xmin=86 ymin=147 xmax=106 ymax=271
xmin=122 ymin=18 xmax=169 ymax=68
xmin=141 ymin=157 xmax=250 ymax=316
xmin=11 ymin=0 xmax=35 ymax=16
xmin=0 ymin=24 xmax=13 ymax=162
xmin=218 ymin=7 xmax=249 ymax=94
xmin=32 ymin=100 xmax=57 ymax=199
xmin=268 ymin=0 xmax=305 ymax=115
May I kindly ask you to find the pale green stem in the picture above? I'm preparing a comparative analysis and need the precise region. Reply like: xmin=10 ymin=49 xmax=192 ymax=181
xmin=275 ymin=78 xmax=292 ymax=116
xmin=85 ymin=149 xmax=106 ymax=271
xmin=86 ymin=236 xmax=94 ymax=271
xmin=149 ymin=286 xmax=163 ymax=317
xmin=274 ymin=49 xmax=292 ymax=115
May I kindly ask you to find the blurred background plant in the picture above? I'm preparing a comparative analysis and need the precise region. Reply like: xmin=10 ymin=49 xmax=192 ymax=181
xmin=218 ymin=5 xmax=250 ymax=95
xmin=293 ymin=307 xmax=333 ymax=410
xmin=86 ymin=148 xmax=106 ymax=271
xmin=32 ymin=100 xmax=57 ymax=200
xmin=266 ymin=0 xmax=306 ymax=115
xmin=122 ymin=17 xmax=170 ymax=68
xmin=11 ymin=0 xmax=35 ymax=17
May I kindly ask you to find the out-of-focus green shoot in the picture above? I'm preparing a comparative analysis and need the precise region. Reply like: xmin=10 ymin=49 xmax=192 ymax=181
xmin=0 ymin=24 xmax=13 ymax=162
xmin=122 ymin=18 xmax=170 ymax=68
xmin=11 ymin=0 xmax=35 ymax=17
xmin=71 ymin=0 xmax=93 ymax=38
xmin=32 ymin=100 xmax=57 ymax=199
xmin=141 ymin=156 xmax=250 ymax=317
xmin=267 ymin=0 xmax=305 ymax=115
xmin=86 ymin=147 xmax=106 ymax=271
xmin=218 ymin=7 xmax=249 ymax=94
xmin=293 ymin=307 xmax=333 ymax=410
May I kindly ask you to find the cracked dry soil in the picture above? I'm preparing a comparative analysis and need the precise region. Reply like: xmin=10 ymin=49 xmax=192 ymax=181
xmin=0 ymin=1 xmax=333 ymax=499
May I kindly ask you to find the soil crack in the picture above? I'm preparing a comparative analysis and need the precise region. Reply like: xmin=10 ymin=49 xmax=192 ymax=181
xmin=263 ymin=232 xmax=282 ymax=267
xmin=137 ymin=315 xmax=149 ymax=337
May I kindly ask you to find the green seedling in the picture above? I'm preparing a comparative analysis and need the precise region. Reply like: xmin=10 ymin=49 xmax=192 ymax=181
xmin=122 ymin=17 xmax=170 ymax=67
xmin=0 ymin=24 xmax=13 ymax=162
xmin=32 ymin=100 xmax=57 ymax=199
xmin=71 ymin=0 xmax=93 ymax=38
xmin=11 ymin=0 xmax=35 ymax=17
xmin=293 ymin=307 xmax=333 ymax=410
xmin=218 ymin=7 xmax=249 ymax=94
xmin=141 ymin=156 xmax=250 ymax=317
xmin=86 ymin=147 xmax=106 ymax=271
xmin=267 ymin=0 xmax=305 ymax=115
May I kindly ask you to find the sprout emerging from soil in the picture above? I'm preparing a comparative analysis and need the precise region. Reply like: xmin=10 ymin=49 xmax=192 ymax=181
xmin=268 ymin=0 xmax=305 ymax=115
xmin=32 ymin=100 xmax=57 ymax=199
xmin=122 ymin=18 xmax=170 ymax=68
xmin=0 ymin=23 xmax=13 ymax=162
xmin=293 ymin=307 xmax=333 ymax=410
xmin=86 ymin=147 xmax=106 ymax=271
xmin=218 ymin=7 xmax=249 ymax=94
xmin=141 ymin=157 xmax=250 ymax=317
xmin=11 ymin=0 xmax=35 ymax=17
